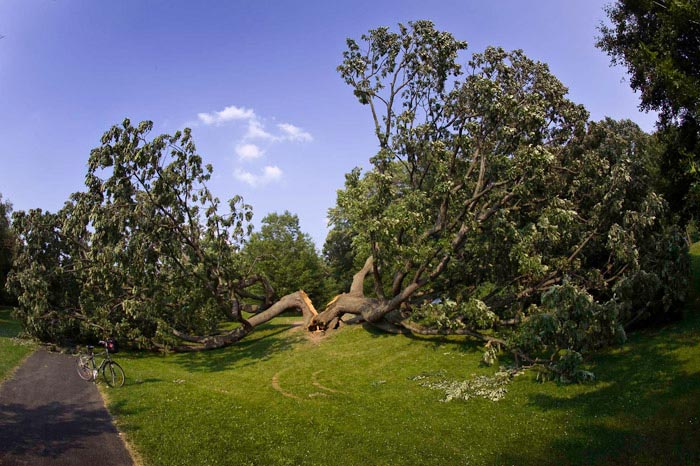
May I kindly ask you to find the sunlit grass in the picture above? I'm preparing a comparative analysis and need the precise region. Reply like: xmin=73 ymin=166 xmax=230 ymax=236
xmin=105 ymin=288 xmax=700 ymax=465
xmin=0 ymin=307 xmax=35 ymax=382
xmin=4 ymin=248 xmax=698 ymax=465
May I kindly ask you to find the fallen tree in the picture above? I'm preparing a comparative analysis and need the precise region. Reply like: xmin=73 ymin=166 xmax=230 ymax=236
xmin=8 ymin=22 xmax=688 ymax=379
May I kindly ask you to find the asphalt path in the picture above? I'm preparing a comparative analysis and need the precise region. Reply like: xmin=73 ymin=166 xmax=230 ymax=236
xmin=0 ymin=349 xmax=133 ymax=466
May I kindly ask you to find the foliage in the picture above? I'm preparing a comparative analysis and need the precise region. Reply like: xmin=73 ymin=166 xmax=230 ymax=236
xmin=598 ymin=0 xmax=700 ymax=122
xmin=410 ymin=298 xmax=497 ymax=331
xmin=335 ymin=21 xmax=688 ymax=378
xmin=598 ymin=0 xmax=700 ymax=218
xmin=0 ymin=194 xmax=16 ymax=305
xmin=410 ymin=368 xmax=515 ymax=402
xmin=243 ymin=211 xmax=333 ymax=305
xmin=7 ymin=208 xmax=83 ymax=342
xmin=9 ymin=120 xmax=256 ymax=347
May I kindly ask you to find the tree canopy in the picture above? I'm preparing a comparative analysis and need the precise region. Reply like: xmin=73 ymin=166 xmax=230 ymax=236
xmin=9 ymin=121 xmax=317 ymax=350
xmin=598 ymin=0 xmax=700 ymax=218
xmin=6 ymin=21 xmax=690 ymax=379
xmin=325 ymin=20 xmax=687 ymax=378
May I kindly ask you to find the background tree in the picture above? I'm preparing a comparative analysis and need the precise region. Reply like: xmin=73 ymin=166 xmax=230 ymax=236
xmin=243 ymin=211 xmax=333 ymax=306
xmin=0 ymin=193 xmax=17 ymax=305
xmin=598 ymin=0 xmax=700 ymax=220
xmin=323 ymin=193 xmax=362 ymax=295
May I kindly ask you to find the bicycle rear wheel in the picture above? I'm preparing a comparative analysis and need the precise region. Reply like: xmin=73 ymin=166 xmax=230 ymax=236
xmin=102 ymin=361 xmax=125 ymax=387
xmin=76 ymin=355 xmax=93 ymax=381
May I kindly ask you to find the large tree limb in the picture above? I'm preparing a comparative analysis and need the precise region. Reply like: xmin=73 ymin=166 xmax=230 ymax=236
xmin=350 ymin=256 xmax=374 ymax=296
xmin=171 ymin=290 xmax=318 ymax=351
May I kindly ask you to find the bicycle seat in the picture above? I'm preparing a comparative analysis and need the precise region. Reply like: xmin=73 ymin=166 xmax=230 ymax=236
xmin=87 ymin=345 xmax=95 ymax=350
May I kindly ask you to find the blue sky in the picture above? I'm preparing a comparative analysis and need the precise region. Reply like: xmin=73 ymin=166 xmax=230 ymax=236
xmin=0 ymin=0 xmax=655 ymax=248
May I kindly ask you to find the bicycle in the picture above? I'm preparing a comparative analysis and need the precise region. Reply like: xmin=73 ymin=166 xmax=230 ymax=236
xmin=76 ymin=339 xmax=126 ymax=387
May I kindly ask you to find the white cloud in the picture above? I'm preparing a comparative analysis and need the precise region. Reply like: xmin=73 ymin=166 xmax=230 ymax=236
xmin=195 ymin=104 xmax=313 ymax=144
xmin=263 ymin=165 xmax=283 ymax=180
xmin=235 ymin=143 xmax=264 ymax=160
xmin=245 ymin=118 xmax=276 ymax=141
xmin=198 ymin=105 xmax=255 ymax=126
xmin=234 ymin=165 xmax=283 ymax=187
xmin=278 ymin=123 xmax=313 ymax=142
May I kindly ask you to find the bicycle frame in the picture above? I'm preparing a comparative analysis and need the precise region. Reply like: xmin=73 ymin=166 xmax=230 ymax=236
xmin=77 ymin=342 xmax=125 ymax=387
xmin=84 ymin=349 xmax=112 ymax=375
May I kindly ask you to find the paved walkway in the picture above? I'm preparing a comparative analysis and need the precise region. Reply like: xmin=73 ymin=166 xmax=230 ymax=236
xmin=0 ymin=349 xmax=133 ymax=466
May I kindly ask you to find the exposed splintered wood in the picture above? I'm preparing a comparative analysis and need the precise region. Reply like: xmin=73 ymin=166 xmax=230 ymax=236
xmin=298 ymin=290 xmax=318 ymax=328
xmin=307 ymin=294 xmax=380 ymax=331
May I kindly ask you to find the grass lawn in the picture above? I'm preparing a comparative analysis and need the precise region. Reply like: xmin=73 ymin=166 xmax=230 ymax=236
xmin=0 ymin=307 xmax=35 ymax=382
xmin=2 ymin=244 xmax=699 ymax=465
xmin=96 ymin=248 xmax=700 ymax=466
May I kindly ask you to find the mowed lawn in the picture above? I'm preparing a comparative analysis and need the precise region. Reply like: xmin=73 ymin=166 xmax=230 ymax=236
xmin=99 ymin=247 xmax=700 ymax=466
xmin=1 ymin=244 xmax=699 ymax=465
xmin=0 ymin=307 xmax=35 ymax=382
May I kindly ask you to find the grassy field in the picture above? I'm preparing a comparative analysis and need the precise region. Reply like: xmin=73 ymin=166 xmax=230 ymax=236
xmin=0 ymin=307 xmax=35 ymax=382
xmin=96 ymin=247 xmax=700 ymax=466
xmin=2 ymin=245 xmax=699 ymax=465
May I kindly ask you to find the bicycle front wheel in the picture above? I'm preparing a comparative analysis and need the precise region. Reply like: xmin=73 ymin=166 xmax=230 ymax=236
xmin=76 ymin=355 xmax=93 ymax=381
xmin=102 ymin=361 xmax=125 ymax=387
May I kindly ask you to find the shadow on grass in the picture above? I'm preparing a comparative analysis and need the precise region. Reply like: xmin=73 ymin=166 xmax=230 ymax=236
xmin=498 ymin=314 xmax=700 ymax=466
xmin=0 ymin=308 xmax=22 ymax=338
xmin=123 ymin=377 xmax=162 ymax=387
xmin=362 ymin=322 xmax=487 ymax=355
xmin=105 ymin=398 xmax=146 ymax=435
xmin=170 ymin=322 xmax=305 ymax=373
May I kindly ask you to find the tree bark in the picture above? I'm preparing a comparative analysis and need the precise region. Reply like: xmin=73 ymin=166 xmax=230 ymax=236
xmin=172 ymin=290 xmax=318 ymax=351
xmin=170 ymin=254 xmax=429 ymax=349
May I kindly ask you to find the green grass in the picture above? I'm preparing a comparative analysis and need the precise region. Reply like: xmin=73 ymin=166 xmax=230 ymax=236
xmin=0 ymin=307 xmax=35 ymax=382
xmin=102 ymin=316 xmax=700 ymax=466
xmin=103 ymin=281 xmax=700 ymax=465
xmin=3 ymin=246 xmax=699 ymax=465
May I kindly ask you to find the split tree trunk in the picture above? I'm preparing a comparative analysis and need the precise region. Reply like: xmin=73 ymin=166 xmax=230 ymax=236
xmin=171 ymin=255 xmax=394 ymax=351
xmin=171 ymin=255 xmax=442 ymax=351
xmin=307 ymin=256 xmax=385 ymax=330
xmin=172 ymin=290 xmax=319 ymax=351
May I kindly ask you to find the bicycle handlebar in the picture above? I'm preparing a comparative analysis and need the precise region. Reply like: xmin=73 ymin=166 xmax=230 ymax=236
xmin=85 ymin=341 xmax=107 ymax=352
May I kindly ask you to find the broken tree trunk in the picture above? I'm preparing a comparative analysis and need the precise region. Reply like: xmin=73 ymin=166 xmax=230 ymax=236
xmin=307 ymin=256 xmax=384 ymax=330
xmin=172 ymin=290 xmax=318 ymax=351
xmin=171 ymin=254 xmax=442 ymax=350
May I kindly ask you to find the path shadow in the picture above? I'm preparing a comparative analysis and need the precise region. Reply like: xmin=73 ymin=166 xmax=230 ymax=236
xmin=0 ymin=401 xmax=118 ymax=459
